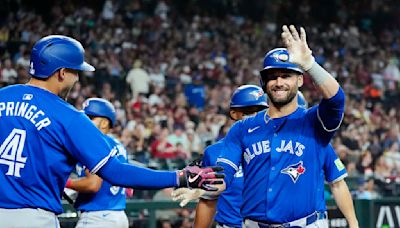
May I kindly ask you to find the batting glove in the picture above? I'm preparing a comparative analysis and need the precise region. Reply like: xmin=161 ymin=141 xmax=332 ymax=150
xmin=172 ymin=181 xmax=226 ymax=207
xmin=176 ymin=166 xmax=224 ymax=191
xmin=171 ymin=188 xmax=205 ymax=207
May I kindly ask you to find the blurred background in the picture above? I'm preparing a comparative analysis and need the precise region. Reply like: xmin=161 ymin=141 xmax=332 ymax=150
xmin=0 ymin=0 xmax=399 ymax=227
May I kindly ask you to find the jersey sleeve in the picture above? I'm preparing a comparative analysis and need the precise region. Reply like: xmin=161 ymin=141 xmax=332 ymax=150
xmin=217 ymin=121 xmax=243 ymax=185
xmin=64 ymin=112 xmax=116 ymax=174
xmin=323 ymin=145 xmax=348 ymax=183
xmin=306 ymin=87 xmax=345 ymax=145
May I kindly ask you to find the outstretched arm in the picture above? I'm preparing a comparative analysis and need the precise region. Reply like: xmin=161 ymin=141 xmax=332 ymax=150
xmin=330 ymin=179 xmax=359 ymax=228
xmin=97 ymin=157 xmax=224 ymax=190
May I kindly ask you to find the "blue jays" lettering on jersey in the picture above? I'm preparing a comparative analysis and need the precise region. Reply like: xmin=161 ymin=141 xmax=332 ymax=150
xmin=0 ymin=85 xmax=115 ymax=214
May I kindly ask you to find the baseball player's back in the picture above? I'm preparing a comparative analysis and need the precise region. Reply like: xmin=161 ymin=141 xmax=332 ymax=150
xmin=202 ymin=139 xmax=243 ymax=227
xmin=0 ymin=84 xmax=114 ymax=214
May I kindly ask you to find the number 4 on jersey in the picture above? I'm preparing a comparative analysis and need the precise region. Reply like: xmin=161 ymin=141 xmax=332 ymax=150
xmin=0 ymin=129 xmax=27 ymax=177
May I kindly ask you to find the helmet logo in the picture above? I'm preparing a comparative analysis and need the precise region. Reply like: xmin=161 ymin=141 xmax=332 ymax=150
xmin=249 ymin=90 xmax=264 ymax=99
xmin=272 ymin=53 xmax=289 ymax=62
xmin=29 ymin=62 xmax=35 ymax=75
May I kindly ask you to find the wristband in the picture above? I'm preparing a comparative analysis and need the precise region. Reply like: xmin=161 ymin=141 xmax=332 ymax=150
xmin=65 ymin=179 xmax=73 ymax=188
xmin=306 ymin=61 xmax=330 ymax=85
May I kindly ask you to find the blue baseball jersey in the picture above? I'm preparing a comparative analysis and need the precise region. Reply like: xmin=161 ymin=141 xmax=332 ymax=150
xmin=218 ymin=102 xmax=344 ymax=223
xmin=316 ymin=144 xmax=347 ymax=212
xmin=75 ymin=135 xmax=128 ymax=211
xmin=0 ymin=85 xmax=116 ymax=214
xmin=202 ymin=139 xmax=243 ymax=228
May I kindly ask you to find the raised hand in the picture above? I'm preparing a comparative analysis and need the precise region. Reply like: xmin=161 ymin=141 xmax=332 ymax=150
xmin=281 ymin=25 xmax=314 ymax=71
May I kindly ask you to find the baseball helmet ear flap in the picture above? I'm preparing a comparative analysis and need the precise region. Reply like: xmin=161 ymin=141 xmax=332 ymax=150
xmin=29 ymin=35 xmax=95 ymax=78
xmin=83 ymin=98 xmax=116 ymax=127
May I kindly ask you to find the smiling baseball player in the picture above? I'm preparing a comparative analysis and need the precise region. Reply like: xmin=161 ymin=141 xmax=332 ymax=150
xmin=216 ymin=25 xmax=359 ymax=227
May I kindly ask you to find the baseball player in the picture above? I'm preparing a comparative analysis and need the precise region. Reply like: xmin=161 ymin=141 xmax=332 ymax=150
xmin=173 ymin=91 xmax=357 ymax=227
xmin=195 ymin=85 xmax=268 ymax=228
xmin=172 ymin=91 xmax=308 ymax=225
xmin=65 ymin=98 xmax=130 ymax=228
xmin=0 ymin=35 xmax=223 ymax=227
xmin=216 ymin=25 xmax=359 ymax=227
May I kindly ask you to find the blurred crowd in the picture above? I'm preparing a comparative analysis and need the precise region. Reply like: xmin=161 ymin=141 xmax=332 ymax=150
xmin=1 ymin=0 xmax=400 ymax=215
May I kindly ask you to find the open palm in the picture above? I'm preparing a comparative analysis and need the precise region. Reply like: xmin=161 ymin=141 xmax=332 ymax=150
xmin=281 ymin=25 xmax=314 ymax=71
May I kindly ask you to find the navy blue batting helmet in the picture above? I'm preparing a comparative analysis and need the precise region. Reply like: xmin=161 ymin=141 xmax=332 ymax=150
xmin=83 ymin=98 xmax=116 ymax=126
xmin=230 ymin=85 xmax=268 ymax=108
xmin=297 ymin=91 xmax=308 ymax=108
xmin=29 ymin=35 xmax=95 ymax=78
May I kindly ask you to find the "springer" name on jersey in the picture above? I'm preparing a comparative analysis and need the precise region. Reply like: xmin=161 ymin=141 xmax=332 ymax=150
xmin=0 ymin=102 xmax=51 ymax=131
xmin=244 ymin=140 xmax=305 ymax=164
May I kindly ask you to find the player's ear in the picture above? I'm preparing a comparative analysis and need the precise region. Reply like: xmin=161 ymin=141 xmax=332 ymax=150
xmin=297 ymin=74 xmax=303 ymax=87
xmin=100 ymin=118 xmax=111 ymax=131
xmin=58 ymin=68 xmax=66 ymax=81
xmin=229 ymin=110 xmax=240 ymax=121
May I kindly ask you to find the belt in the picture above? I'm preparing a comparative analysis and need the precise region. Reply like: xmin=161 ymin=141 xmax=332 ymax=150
xmin=244 ymin=211 xmax=327 ymax=228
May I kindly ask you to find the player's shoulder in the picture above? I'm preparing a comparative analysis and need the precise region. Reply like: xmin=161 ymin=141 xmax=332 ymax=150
xmin=203 ymin=139 xmax=224 ymax=165
xmin=0 ymin=84 xmax=29 ymax=95
xmin=106 ymin=134 xmax=128 ymax=159
xmin=205 ymin=139 xmax=224 ymax=153
xmin=105 ymin=134 xmax=118 ymax=144
xmin=287 ymin=106 xmax=316 ymax=121
xmin=204 ymin=138 xmax=224 ymax=156
xmin=239 ymin=109 xmax=267 ymax=127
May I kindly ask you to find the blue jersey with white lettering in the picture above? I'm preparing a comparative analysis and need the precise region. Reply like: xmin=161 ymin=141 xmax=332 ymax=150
xmin=218 ymin=92 xmax=345 ymax=223
xmin=0 ymin=85 xmax=115 ymax=214
xmin=75 ymin=135 xmax=128 ymax=211
xmin=202 ymin=139 xmax=243 ymax=227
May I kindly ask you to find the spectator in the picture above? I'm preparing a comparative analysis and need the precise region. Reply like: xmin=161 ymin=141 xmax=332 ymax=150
xmin=150 ymin=128 xmax=176 ymax=159
xmin=126 ymin=60 xmax=151 ymax=98
xmin=1 ymin=59 xmax=17 ymax=84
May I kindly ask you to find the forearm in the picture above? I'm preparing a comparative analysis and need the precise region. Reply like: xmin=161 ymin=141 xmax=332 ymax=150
xmin=307 ymin=61 xmax=340 ymax=99
xmin=97 ymin=157 xmax=178 ymax=189
xmin=194 ymin=199 xmax=217 ymax=228
xmin=330 ymin=180 xmax=359 ymax=228
xmin=67 ymin=176 xmax=102 ymax=193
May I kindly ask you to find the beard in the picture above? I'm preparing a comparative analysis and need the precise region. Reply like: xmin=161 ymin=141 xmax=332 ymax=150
xmin=266 ymin=86 xmax=297 ymax=108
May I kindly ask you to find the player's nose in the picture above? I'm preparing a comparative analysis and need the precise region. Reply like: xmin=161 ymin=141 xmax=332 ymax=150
xmin=275 ymin=76 xmax=285 ymax=85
